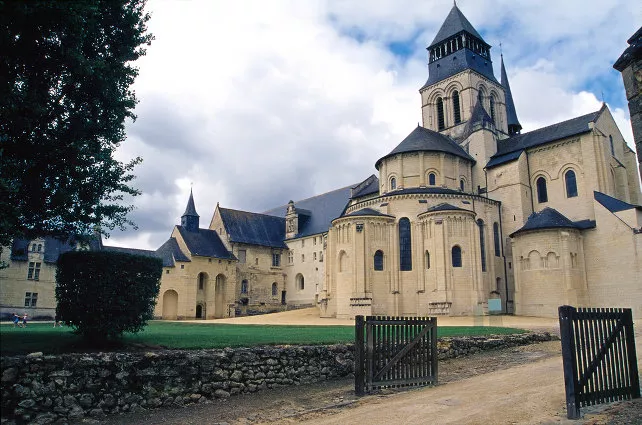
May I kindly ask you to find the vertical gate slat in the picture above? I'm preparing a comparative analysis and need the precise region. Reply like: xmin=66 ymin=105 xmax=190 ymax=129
xmin=610 ymin=309 xmax=624 ymax=400
xmin=601 ymin=309 xmax=613 ymax=402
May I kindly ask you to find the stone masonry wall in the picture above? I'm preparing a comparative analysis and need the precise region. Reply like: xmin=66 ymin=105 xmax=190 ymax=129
xmin=1 ymin=333 xmax=553 ymax=424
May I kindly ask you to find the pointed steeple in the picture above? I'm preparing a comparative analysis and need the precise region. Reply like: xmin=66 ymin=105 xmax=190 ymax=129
xmin=181 ymin=189 xmax=200 ymax=232
xmin=461 ymin=99 xmax=494 ymax=140
xmin=501 ymin=55 xmax=522 ymax=136
xmin=430 ymin=3 xmax=484 ymax=47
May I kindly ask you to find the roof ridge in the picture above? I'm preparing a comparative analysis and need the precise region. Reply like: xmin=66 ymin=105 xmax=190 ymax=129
xmin=219 ymin=206 xmax=287 ymax=219
xmin=502 ymin=109 xmax=600 ymax=142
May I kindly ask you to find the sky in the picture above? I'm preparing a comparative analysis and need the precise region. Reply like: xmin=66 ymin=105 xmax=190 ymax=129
xmin=106 ymin=0 xmax=641 ymax=250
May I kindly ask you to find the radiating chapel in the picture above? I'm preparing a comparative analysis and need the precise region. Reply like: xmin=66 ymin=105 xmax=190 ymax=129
xmin=2 ymin=4 xmax=641 ymax=320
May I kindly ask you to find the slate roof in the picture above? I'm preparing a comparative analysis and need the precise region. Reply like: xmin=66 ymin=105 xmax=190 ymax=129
xmin=376 ymin=126 xmax=475 ymax=169
xmin=10 ymin=236 xmax=99 ymax=263
xmin=501 ymin=55 xmax=521 ymax=132
xmin=510 ymin=208 xmax=580 ymax=237
xmin=175 ymin=225 xmax=236 ymax=258
xmin=460 ymin=99 xmax=494 ymax=140
xmin=424 ymin=203 xmax=470 ymax=213
xmin=385 ymin=187 xmax=464 ymax=196
xmin=429 ymin=4 xmax=484 ymax=48
xmin=156 ymin=237 xmax=191 ymax=267
xmin=102 ymin=246 xmax=158 ymax=257
xmin=343 ymin=208 xmax=394 ymax=218
xmin=351 ymin=175 xmax=380 ymax=199
xmin=485 ymin=150 xmax=523 ymax=168
xmin=613 ymin=26 xmax=642 ymax=71
xmin=182 ymin=189 xmax=199 ymax=217
xmin=422 ymin=48 xmax=498 ymax=88
xmin=487 ymin=109 xmax=602 ymax=168
xmin=594 ymin=191 xmax=642 ymax=213
xmin=262 ymin=185 xmax=353 ymax=239
xmin=218 ymin=208 xmax=287 ymax=249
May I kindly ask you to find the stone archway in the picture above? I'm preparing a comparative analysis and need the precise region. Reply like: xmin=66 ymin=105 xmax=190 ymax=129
xmin=214 ymin=274 xmax=226 ymax=319
xmin=195 ymin=303 xmax=205 ymax=319
xmin=163 ymin=290 xmax=178 ymax=320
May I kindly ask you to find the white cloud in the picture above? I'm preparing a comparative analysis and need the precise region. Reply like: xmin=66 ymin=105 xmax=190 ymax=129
xmin=110 ymin=0 xmax=639 ymax=249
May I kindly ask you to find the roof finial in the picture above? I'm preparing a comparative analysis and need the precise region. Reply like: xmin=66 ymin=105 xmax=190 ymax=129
xmin=454 ymin=0 xmax=457 ymax=6
xmin=499 ymin=41 xmax=503 ymax=56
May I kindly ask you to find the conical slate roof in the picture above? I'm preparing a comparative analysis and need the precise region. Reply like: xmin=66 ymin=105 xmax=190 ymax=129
xmin=376 ymin=126 xmax=475 ymax=169
xmin=501 ymin=55 xmax=522 ymax=134
xmin=460 ymin=99 xmax=494 ymax=140
xmin=510 ymin=208 xmax=578 ymax=237
xmin=182 ymin=189 xmax=199 ymax=218
xmin=429 ymin=4 xmax=484 ymax=48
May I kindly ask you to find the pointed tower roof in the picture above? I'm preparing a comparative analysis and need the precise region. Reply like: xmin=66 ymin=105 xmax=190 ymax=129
xmin=182 ymin=189 xmax=199 ymax=218
xmin=460 ymin=99 xmax=494 ymax=140
xmin=429 ymin=3 xmax=484 ymax=48
xmin=501 ymin=55 xmax=522 ymax=135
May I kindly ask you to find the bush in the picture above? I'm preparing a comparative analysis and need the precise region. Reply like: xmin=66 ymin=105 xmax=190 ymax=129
xmin=56 ymin=251 xmax=162 ymax=340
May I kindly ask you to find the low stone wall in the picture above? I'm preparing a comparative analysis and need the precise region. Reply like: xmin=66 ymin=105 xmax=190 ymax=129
xmin=0 ymin=332 xmax=553 ymax=424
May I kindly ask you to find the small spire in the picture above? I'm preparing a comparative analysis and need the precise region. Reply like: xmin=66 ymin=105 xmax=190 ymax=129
xmin=182 ymin=188 xmax=199 ymax=218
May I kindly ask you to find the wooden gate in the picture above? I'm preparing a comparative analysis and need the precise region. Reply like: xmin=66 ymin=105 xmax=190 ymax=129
xmin=355 ymin=315 xmax=437 ymax=395
xmin=559 ymin=305 xmax=640 ymax=419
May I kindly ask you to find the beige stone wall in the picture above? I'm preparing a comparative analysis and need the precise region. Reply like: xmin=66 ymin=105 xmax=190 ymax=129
xmin=284 ymin=234 xmax=325 ymax=306
xmin=232 ymin=242 xmax=285 ymax=308
xmin=378 ymin=152 xmax=473 ymax=195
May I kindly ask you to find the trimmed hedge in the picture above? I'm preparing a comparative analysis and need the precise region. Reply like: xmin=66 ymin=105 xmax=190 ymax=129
xmin=56 ymin=251 xmax=162 ymax=340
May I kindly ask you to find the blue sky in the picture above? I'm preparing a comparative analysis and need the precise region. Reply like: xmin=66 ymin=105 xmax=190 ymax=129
xmin=107 ymin=0 xmax=641 ymax=250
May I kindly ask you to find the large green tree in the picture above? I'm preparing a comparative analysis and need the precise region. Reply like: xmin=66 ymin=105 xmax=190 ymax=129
xmin=0 ymin=0 xmax=153 ymax=247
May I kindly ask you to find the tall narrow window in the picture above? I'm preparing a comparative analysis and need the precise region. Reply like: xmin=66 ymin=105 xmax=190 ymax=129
xmin=238 ymin=249 xmax=246 ymax=264
xmin=452 ymin=246 xmax=462 ymax=267
xmin=399 ymin=218 xmax=412 ymax=271
xmin=489 ymin=97 xmax=495 ymax=123
xmin=478 ymin=219 xmax=486 ymax=272
xmin=477 ymin=90 xmax=483 ymax=107
xmin=425 ymin=251 xmax=431 ymax=269
xmin=272 ymin=282 xmax=278 ymax=296
xmin=374 ymin=250 xmax=384 ymax=271
xmin=437 ymin=97 xmax=445 ymax=130
xmin=241 ymin=280 xmax=248 ymax=294
xmin=429 ymin=173 xmax=436 ymax=186
xmin=272 ymin=253 xmax=281 ymax=267
xmin=453 ymin=91 xmax=461 ymax=124
xmin=565 ymin=170 xmax=578 ymax=198
xmin=609 ymin=135 xmax=614 ymax=156
xmin=198 ymin=273 xmax=206 ymax=290
xmin=493 ymin=222 xmax=501 ymax=257
xmin=390 ymin=177 xmax=396 ymax=190
xmin=536 ymin=177 xmax=548 ymax=203
xmin=460 ymin=179 xmax=465 ymax=191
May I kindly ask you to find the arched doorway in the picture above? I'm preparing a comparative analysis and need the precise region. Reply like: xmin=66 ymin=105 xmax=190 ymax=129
xmin=214 ymin=274 xmax=226 ymax=318
xmin=163 ymin=290 xmax=178 ymax=320
xmin=195 ymin=303 xmax=205 ymax=319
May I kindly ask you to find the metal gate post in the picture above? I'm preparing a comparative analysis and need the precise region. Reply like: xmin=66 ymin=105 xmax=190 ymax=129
xmin=355 ymin=315 xmax=365 ymax=396
xmin=559 ymin=305 xmax=580 ymax=419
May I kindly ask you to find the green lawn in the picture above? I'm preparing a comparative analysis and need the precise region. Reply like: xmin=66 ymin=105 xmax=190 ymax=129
xmin=0 ymin=321 xmax=527 ymax=356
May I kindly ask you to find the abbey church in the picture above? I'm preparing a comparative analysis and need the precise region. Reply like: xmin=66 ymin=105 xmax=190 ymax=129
xmin=2 ymin=4 xmax=641 ymax=320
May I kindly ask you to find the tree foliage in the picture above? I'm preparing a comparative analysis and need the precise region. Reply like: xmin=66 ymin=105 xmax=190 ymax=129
xmin=56 ymin=251 xmax=162 ymax=340
xmin=0 ymin=0 xmax=153 ymax=247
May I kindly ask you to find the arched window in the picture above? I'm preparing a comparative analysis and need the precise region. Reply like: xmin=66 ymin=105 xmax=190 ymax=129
xmin=390 ymin=177 xmax=396 ymax=190
xmin=489 ymin=97 xmax=495 ymax=123
xmin=374 ymin=250 xmax=384 ymax=271
xmin=437 ymin=97 xmax=445 ymax=130
xmin=477 ymin=219 xmax=486 ymax=272
xmin=536 ymin=177 xmax=548 ymax=203
xmin=296 ymin=274 xmax=305 ymax=290
xmin=425 ymin=251 xmax=430 ymax=269
xmin=493 ymin=222 xmax=500 ymax=257
xmin=452 ymin=246 xmax=462 ymax=267
xmin=272 ymin=282 xmax=278 ymax=296
xmin=428 ymin=173 xmax=436 ymax=186
xmin=198 ymin=272 xmax=206 ymax=290
xmin=459 ymin=179 xmax=465 ymax=191
xmin=37 ymin=244 xmax=42 ymax=252
xmin=565 ymin=170 xmax=578 ymax=198
xmin=609 ymin=135 xmax=614 ymax=156
xmin=477 ymin=89 xmax=483 ymax=106
xmin=241 ymin=279 xmax=248 ymax=294
xmin=399 ymin=218 xmax=412 ymax=271
xmin=453 ymin=90 xmax=461 ymax=124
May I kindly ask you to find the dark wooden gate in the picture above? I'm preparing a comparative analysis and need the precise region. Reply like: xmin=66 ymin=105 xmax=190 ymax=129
xmin=355 ymin=315 xmax=437 ymax=395
xmin=559 ymin=305 xmax=640 ymax=419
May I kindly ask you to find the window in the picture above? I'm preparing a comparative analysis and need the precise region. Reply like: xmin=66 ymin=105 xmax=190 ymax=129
xmin=452 ymin=246 xmax=462 ymax=267
xmin=453 ymin=91 xmax=461 ymax=124
xmin=609 ymin=135 xmax=614 ymax=156
xmin=37 ymin=244 xmax=42 ymax=252
xmin=272 ymin=253 xmax=281 ymax=267
xmin=319 ymin=251 xmax=324 ymax=262
xmin=31 ymin=244 xmax=36 ymax=252
xmin=536 ymin=177 xmax=548 ymax=203
xmin=27 ymin=262 xmax=41 ymax=280
xmin=460 ymin=179 xmax=465 ymax=191
xmin=437 ymin=97 xmax=445 ymax=130
xmin=314 ymin=237 xmax=317 ymax=245
xmin=166 ymin=269 xmax=170 ymax=274
xmin=296 ymin=274 xmax=305 ymax=290
xmin=181 ymin=264 xmax=185 ymax=269
xmin=565 ymin=170 xmax=578 ymax=198
xmin=489 ymin=97 xmax=495 ymax=123
xmin=302 ymin=239 xmax=305 ymax=248
xmin=255 ymin=258 xmax=258 ymax=265
xmin=390 ymin=177 xmax=397 ymax=190
xmin=477 ymin=89 xmax=483 ymax=106
xmin=24 ymin=292 xmax=38 ymax=307
xmin=374 ymin=250 xmax=384 ymax=271
xmin=493 ymin=222 xmax=501 ymax=257
xmin=425 ymin=251 xmax=430 ymax=269
xmin=241 ymin=280 xmax=248 ymax=294
xmin=238 ymin=249 xmax=246 ymax=264
xmin=288 ymin=250 xmax=294 ymax=264
xmin=399 ymin=218 xmax=412 ymax=271
xmin=313 ymin=252 xmax=317 ymax=261
xmin=428 ymin=173 xmax=436 ymax=186
xmin=198 ymin=273 xmax=206 ymax=290
xmin=301 ymin=254 xmax=305 ymax=262
xmin=478 ymin=219 xmax=486 ymax=272
xmin=272 ymin=282 xmax=278 ymax=296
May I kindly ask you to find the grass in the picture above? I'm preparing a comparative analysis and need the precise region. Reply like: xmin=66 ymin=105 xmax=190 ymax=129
xmin=0 ymin=321 xmax=527 ymax=356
